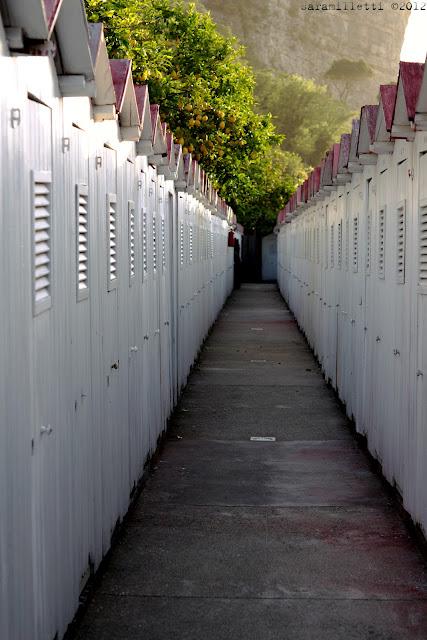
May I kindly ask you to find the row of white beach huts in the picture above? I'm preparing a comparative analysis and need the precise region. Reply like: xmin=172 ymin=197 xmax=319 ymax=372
xmin=0 ymin=2 xmax=241 ymax=639
xmin=277 ymin=60 xmax=427 ymax=537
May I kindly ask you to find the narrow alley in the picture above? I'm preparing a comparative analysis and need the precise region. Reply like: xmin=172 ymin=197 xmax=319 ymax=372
xmin=71 ymin=285 xmax=427 ymax=640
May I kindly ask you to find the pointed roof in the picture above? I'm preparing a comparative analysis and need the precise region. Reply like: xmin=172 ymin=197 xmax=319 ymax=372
xmin=43 ymin=0 xmax=63 ymax=30
xmin=55 ymin=0 xmax=94 ymax=87
xmin=134 ymin=85 xmax=149 ymax=124
xmin=337 ymin=134 xmax=351 ymax=175
xmin=88 ymin=23 xmax=115 ymax=113
xmin=134 ymin=85 xmax=153 ymax=155
xmin=357 ymin=105 xmax=379 ymax=164
xmin=399 ymin=61 xmax=424 ymax=120
xmin=192 ymin=159 xmax=201 ymax=193
xmin=148 ymin=105 xmax=167 ymax=163
xmin=348 ymin=119 xmax=363 ymax=172
xmin=416 ymin=54 xmax=427 ymax=127
xmin=380 ymin=84 xmax=397 ymax=131
xmin=184 ymin=153 xmax=194 ymax=191
xmin=158 ymin=131 xmax=178 ymax=179
xmin=332 ymin=143 xmax=341 ymax=181
xmin=110 ymin=59 xmax=131 ymax=113
xmin=313 ymin=166 xmax=321 ymax=194
xmin=109 ymin=59 xmax=140 ymax=139
xmin=372 ymin=85 xmax=397 ymax=153
xmin=174 ymin=145 xmax=187 ymax=191
xmin=211 ymin=184 xmax=218 ymax=211
xmin=392 ymin=62 xmax=424 ymax=139
xmin=198 ymin=168 xmax=207 ymax=201
xmin=303 ymin=179 xmax=309 ymax=203
xmin=321 ymin=148 xmax=334 ymax=188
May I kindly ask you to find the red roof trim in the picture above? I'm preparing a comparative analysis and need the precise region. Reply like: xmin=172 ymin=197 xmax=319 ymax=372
xmin=88 ymin=23 xmax=103 ymax=66
xmin=44 ymin=0 xmax=62 ymax=30
xmin=349 ymin=118 xmax=360 ymax=162
xmin=380 ymin=84 xmax=397 ymax=131
xmin=134 ymin=84 xmax=149 ymax=122
xmin=109 ymin=59 xmax=132 ymax=113
xmin=166 ymin=131 xmax=174 ymax=162
xmin=332 ymin=143 xmax=341 ymax=178
xmin=150 ymin=104 xmax=160 ymax=143
xmin=338 ymin=134 xmax=351 ymax=171
xmin=362 ymin=105 xmax=379 ymax=144
xmin=313 ymin=166 xmax=321 ymax=192
xmin=399 ymin=61 xmax=424 ymax=120
xmin=321 ymin=149 xmax=333 ymax=187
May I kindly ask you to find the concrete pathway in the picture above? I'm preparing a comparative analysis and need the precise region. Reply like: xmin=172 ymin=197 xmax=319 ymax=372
xmin=72 ymin=284 xmax=427 ymax=639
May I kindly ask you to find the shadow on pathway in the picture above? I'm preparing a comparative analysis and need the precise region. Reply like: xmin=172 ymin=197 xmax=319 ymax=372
xmin=71 ymin=284 xmax=427 ymax=640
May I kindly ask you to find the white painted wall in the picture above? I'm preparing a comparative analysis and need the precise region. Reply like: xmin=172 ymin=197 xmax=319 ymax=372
xmin=262 ymin=233 xmax=277 ymax=281
xmin=0 ymin=53 xmax=234 ymax=640
xmin=277 ymin=130 xmax=427 ymax=539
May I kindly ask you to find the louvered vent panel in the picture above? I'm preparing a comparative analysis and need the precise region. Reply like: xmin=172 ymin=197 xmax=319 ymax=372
xmin=396 ymin=203 xmax=406 ymax=284
xmin=316 ymin=227 xmax=320 ymax=264
xmin=76 ymin=184 xmax=89 ymax=299
xmin=353 ymin=217 xmax=359 ymax=273
xmin=180 ymin=222 xmax=185 ymax=266
xmin=152 ymin=215 xmax=157 ymax=272
xmin=33 ymin=171 xmax=52 ymax=314
xmin=338 ymin=222 xmax=342 ymax=269
xmin=324 ymin=225 xmax=328 ymax=269
xmin=210 ymin=230 xmax=214 ymax=259
xmin=128 ymin=202 xmax=136 ymax=280
xmin=107 ymin=194 xmax=117 ymax=289
xmin=189 ymin=225 xmax=193 ymax=263
xmin=345 ymin=218 xmax=350 ymax=271
xmin=378 ymin=207 xmax=385 ymax=279
xmin=142 ymin=210 xmax=148 ymax=274
xmin=330 ymin=225 xmax=334 ymax=268
xmin=366 ymin=213 xmax=371 ymax=274
xmin=161 ymin=218 xmax=166 ymax=269
xmin=419 ymin=204 xmax=427 ymax=284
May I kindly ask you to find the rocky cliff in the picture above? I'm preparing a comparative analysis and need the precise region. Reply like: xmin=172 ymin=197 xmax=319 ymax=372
xmin=199 ymin=0 xmax=409 ymax=108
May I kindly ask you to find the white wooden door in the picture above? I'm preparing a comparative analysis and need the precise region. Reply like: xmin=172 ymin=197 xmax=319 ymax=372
xmin=99 ymin=146 xmax=121 ymax=550
xmin=148 ymin=171 xmax=161 ymax=448
xmin=415 ymin=150 xmax=427 ymax=521
xmin=27 ymin=96 xmax=58 ymax=640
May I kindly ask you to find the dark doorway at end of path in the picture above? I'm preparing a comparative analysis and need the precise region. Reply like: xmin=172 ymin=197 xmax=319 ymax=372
xmin=241 ymin=232 xmax=277 ymax=284
xmin=241 ymin=232 xmax=262 ymax=282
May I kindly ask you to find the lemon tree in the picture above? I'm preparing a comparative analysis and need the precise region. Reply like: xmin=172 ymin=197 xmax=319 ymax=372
xmin=85 ymin=0 xmax=300 ymax=230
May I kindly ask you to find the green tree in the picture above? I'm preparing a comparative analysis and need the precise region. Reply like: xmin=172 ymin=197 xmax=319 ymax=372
xmin=255 ymin=70 xmax=352 ymax=168
xmin=324 ymin=58 xmax=374 ymax=102
xmin=85 ymin=0 xmax=299 ymax=230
